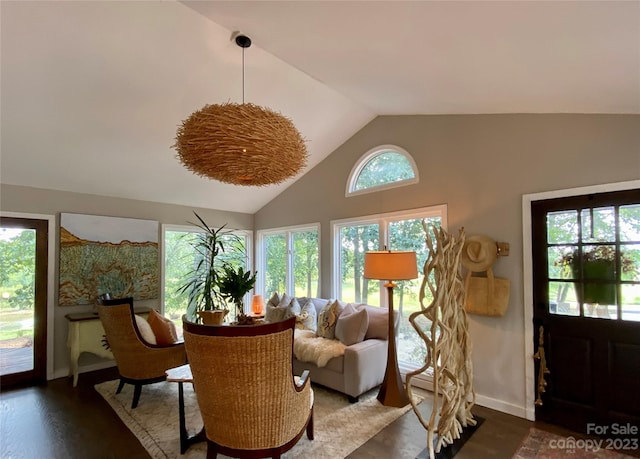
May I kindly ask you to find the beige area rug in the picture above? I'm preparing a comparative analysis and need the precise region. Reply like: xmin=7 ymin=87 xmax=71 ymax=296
xmin=512 ymin=427 xmax=638 ymax=459
xmin=95 ymin=379 xmax=421 ymax=458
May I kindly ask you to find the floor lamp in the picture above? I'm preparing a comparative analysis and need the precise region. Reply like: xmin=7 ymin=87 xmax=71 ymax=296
xmin=364 ymin=250 xmax=418 ymax=407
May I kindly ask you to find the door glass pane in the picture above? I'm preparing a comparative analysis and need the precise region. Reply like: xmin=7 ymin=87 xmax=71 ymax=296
xmin=390 ymin=216 xmax=441 ymax=368
xmin=547 ymin=201 xmax=640 ymax=321
xmin=620 ymin=204 xmax=640 ymax=242
xmin=292 ymin=230 xmax=319 ymax=298
xmin=339 ymin=224 xmax=379 ymax=305
xmin=581 ymin=207 xmax=616 ymax=243
xmin=621 ymin=244 xmax=639 ymax=282
xmin=584 ymin=302 xmax=617 ymax=320
xmin=0 ymin=228 xmax=36 ymax=376
xmin=548 ymin=281 xmax=579 ymax=316
xmin=264 ymin=234 xmax=286 ymax=296
xmin=549 ymin=246 xmax=577 ymax=279
xmin=621 ymin=284 xmax=640 ymax=321
xmin=547 ymin=210 xmax=578 ymax=244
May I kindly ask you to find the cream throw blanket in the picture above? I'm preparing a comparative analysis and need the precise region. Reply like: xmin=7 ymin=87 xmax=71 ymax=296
xmin=293 ymin=329 xmax=346 ymax=368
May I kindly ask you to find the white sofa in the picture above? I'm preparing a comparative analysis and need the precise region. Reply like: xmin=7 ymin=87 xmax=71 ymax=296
xmin=268 ymin=296 xmax=391 ymax=403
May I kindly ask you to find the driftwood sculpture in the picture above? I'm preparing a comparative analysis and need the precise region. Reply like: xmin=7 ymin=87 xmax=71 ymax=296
xmin=406 ymin=225 xmax=476 ymax=459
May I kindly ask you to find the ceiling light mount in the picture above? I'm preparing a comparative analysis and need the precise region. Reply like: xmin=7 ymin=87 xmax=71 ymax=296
xmin=235 ymin=34 xmax=251 ymax=48
xmin=173 ymin=33 xmax=308 ymax=187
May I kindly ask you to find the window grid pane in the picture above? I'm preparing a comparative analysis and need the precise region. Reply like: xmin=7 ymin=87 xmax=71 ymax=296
xmin=264 ymin=234 xmax=287 ymax=296
xmin=339 ymin=224 xmax=379 ymax=305
xmin=293 ymin=230 xmax=319 ymax=298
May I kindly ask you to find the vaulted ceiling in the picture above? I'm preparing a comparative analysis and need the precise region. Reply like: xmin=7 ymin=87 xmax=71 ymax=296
xmin=2 ymin=1 xmax=638 ymax=213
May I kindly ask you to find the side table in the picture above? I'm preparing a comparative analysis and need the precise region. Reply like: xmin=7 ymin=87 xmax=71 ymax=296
xmin=165 ymin=364 xmax=206 ymax=453
xmin=65 ymin=307 xmax=150 ymax=387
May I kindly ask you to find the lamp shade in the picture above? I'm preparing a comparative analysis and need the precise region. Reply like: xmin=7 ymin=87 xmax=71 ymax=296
xmin=251 ymin=294 xmax=265 ymax=315
xmin=363 ymin=251 xmax=418 ymax=281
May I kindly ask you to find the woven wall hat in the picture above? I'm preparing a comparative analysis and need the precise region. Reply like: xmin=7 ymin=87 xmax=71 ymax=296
xmin=461 ymin=235 xmax=498 ymax=272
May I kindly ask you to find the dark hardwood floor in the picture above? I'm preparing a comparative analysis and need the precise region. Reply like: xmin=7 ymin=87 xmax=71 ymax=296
xmin=0 ymin=367 xmax=560 ymax=459
xmin=1 ymin=367 xmax=149 ymax=459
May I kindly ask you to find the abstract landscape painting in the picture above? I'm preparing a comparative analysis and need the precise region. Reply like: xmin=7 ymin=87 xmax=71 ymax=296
xmin=59 ymin=213 xmax=159 ymax=306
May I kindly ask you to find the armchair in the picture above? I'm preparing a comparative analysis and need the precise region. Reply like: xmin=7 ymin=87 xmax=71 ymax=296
xmin=97 ymin=298 xmax=187 ymax=408
xmin=183 ymin=316 xmax=313 ymax=458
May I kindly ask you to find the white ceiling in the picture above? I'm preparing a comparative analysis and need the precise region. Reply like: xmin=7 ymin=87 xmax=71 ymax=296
xmin=2 ymin=1 xmax=638 ymax=214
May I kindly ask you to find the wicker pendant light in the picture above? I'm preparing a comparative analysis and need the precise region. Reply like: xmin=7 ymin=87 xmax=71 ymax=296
xmin=173 ymin=34 xmax=308 ymax=186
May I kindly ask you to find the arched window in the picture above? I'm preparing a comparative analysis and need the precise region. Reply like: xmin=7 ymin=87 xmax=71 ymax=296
xmin=346 ymin=145 xmax=419 ymax=196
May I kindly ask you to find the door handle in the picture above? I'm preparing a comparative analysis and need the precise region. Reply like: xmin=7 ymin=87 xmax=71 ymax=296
xmin=533 ymin=325 xmax=551 ymax=406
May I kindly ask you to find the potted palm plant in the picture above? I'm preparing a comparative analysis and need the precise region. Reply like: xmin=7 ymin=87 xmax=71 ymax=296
xmin=177 ymin=212 xmax=231 ymax=325
xmin=218 ymin=264 xmax=257 ymax=325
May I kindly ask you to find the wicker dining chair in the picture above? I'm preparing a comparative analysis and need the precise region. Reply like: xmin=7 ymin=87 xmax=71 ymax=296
xmin=97 ymin=298 xmax=187 ymax=409
xmin=183 ymin=316 xmax=314 ymax=459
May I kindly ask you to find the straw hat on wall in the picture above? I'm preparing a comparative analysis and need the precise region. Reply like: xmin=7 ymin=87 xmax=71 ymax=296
xmin=461 ymin=235 xmax=498 ymax=272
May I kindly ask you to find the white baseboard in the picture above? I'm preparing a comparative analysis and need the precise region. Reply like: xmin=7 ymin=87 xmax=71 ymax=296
xmin=51 ymin=361 xmax=116 ymax=381
xmin=474 ymin=393 xmax=528 ymax=419
xmin=407 ymin=375 xmax=528 ymax=420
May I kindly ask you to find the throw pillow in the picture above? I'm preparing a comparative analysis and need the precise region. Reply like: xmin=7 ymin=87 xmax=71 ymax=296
xmin=335 ymin=303 xmax=369 ymax=346
xmin=267 ymin=291 xmax=281 ymax=308
xmin=134 ymin=315 xmax=157 ymax=345
xmin=316 ymin=300 xmax=344 ymax=340
xmin=295 ymin=297 xmax=317 ymax=332
xmin=147 ymin=309 xmax=178 ymax=346
xmin=265 ymin=294 xmax=300 ymax=323
xmin=357 ymin=304 xmax=390 ymax=340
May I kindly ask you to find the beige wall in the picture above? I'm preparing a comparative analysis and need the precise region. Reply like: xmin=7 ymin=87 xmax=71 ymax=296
xmin=0 ymin=184 xmax=253 ymax=379
xmin=255 ymin=114 xmax=640 ymax=416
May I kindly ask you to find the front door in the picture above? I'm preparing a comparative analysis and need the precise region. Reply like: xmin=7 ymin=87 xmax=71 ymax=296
xmin=0 ymin=217 xmax=48 ymax=387
xmin=531 ymin=189 xmax=640 ymax=433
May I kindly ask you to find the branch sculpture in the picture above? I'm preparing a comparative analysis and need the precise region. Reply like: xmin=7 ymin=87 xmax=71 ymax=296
xmin=406 ymin=225 xmax=476 ymax=459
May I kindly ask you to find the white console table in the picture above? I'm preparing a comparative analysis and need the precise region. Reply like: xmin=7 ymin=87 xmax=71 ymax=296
xmin=65 ymin=307 xmax=150 ymax=387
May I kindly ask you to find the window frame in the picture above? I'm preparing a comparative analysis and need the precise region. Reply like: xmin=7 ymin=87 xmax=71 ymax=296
xmin=161 ymin=223 xmax=253 ymax=315
xmin=346 ymin=144 xmax=419 ymax=197
xmin=331 ymin=205 xmax=447 ymax=302
xmin=255 ymin=222 xmax=321 ymax=298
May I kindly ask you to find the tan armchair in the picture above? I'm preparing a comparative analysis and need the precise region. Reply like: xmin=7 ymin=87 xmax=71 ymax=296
xmin=183 ymin=316 xmax=314 ymax=458
xmin=97 ymin=298 xmax=187 ymax=408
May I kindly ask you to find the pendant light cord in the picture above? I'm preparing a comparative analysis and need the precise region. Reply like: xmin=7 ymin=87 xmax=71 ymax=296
xmin=242 ymin=46 xmax=245 ymax=104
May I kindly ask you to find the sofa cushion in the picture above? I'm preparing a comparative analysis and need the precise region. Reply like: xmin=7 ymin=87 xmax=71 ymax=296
xmin=146 ymin=309 xmax=178 ymax=346
xmin=335 ymin=303 xmax=369 ymax=346
xmin=317 ymin=300 xmax=344 ymax=340
xmin=356 ymin=304 xmax=389 ymax=340
xmin=295 ymin=297 xmax=318 ymax=332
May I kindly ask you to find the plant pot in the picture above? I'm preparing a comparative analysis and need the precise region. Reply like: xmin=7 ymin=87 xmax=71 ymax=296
xmin=572 ymin=260 xmax=616 ymax=305
xmin=198 ymin=309 xmax=228 ymax=325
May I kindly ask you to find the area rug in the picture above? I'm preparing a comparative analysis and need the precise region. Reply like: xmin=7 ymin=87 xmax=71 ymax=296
xmin=512 ymin=427 xmax=637 ymax=459
xmin=95 ymin=379 xmax=421 ymax=458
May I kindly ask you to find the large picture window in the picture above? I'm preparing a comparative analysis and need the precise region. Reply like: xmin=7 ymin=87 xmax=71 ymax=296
xmin=332 ymin=205 xmax=446 ymax=373
xmin=257 ymin=224 xmax=320 ymax=298
xmin=162 ymin=225 xmax=252 ymax=330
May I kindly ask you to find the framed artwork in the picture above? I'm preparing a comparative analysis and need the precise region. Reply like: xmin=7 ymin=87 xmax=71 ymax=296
xmin=59 ymin=213 xmax=159 ymax=306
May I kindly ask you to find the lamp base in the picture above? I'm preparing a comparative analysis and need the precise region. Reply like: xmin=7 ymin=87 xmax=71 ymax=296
xmin=377 ymin=282 xmax=410 ymax=408
xmin=377 ymin=363 xmax=410 ymax=408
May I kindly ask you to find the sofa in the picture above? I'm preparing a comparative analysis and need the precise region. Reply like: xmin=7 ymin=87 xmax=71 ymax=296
xmin=265 ymin=294 xmax=391 ymax=402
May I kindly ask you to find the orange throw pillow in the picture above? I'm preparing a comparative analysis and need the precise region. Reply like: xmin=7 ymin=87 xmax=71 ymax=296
xmin=147 ymin=309 xmax=178 ymax=346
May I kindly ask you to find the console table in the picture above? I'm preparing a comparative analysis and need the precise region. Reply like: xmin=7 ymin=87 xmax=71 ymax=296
xmin=65 ymin=307 xmax=150 ymax=387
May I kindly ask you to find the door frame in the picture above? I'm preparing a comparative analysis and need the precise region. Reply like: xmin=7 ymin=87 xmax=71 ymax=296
xmin=0 ymin=211 xmax=56 ymax=380
xmin=522 ymin=179 xmax=640 ymax=421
